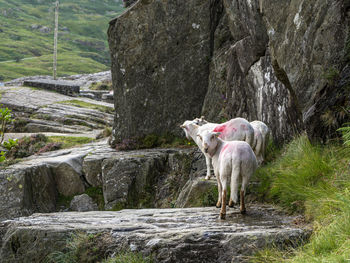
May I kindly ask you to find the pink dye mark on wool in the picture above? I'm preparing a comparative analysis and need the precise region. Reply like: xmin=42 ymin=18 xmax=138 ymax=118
xmin=222 ymin=144 xmax=230 ymax=152
xmin=213 ymin=124 xmax=227 ymax=133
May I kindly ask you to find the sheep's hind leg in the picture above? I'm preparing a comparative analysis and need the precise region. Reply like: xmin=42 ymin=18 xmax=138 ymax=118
xmin=240 ymin=175 xmax=249 ymax=214
xmin=229 ymin=167 xmax=240 ymax=208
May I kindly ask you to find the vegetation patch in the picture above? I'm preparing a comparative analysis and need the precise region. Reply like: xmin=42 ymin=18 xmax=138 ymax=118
xmin=58 ymin=100 xmax=114 ymax=114
xmin=85 ymin=187 xmax=104 ymax=210
xmin=250 ymin=130 xmax=350 ymax=262
xmin=56 ymin=194 xmax=74 ymax=210
xmin=2 ymin=135 xmax=94 ymax=164
xmin=48 ymin=136 xmax=94 ymax=148
xmin=96 ymin=126 xmax=112 ymax=139
xmin=90 ymin=80 xmax=113 ymax=91
xmin=46 ymin=232 xmax=153 ymax=263
xmin=5 ymin=134 xmax=60 ymax=159
xmin=46 ymin=232 xmax=114 ymax=263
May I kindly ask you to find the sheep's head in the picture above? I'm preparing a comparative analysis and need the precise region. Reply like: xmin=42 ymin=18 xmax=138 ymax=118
xmin=180 ymin=121 xmax=199 ymax=140
xmin=193 ymin=116 xmax=208 ymax=126
xmin=197 ymin=130 xmax=221 ymax=157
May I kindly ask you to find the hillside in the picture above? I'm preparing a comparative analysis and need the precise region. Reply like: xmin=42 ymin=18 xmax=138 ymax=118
xmin=0 ymin=0 xmax=124 ymax=81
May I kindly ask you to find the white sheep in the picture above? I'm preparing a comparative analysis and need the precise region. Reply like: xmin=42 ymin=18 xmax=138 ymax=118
xmin=250 ymin=120 xmax=270 ymax=165
xmin=197 ymin=130 xmax=258 ymax=219
xmin=180 ymin=117 xmax=255 ymax=179
xmin=193 ymin=117 xmax=270 ymax=165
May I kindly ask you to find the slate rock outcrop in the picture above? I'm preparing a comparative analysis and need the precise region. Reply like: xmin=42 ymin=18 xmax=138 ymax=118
xmin=0 ymin=206 xmax=310 ymax=263
xmin=108 ymin=0 xmax=350 ymax=143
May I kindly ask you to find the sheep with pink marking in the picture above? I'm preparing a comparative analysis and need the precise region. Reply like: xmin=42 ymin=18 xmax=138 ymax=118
xmin=180 ymin=117 xmax=255 ymax=180
xmin=192 ymin=117 xmax=270 ymax=165
xmin=197 ymin=130 xmax=258 ymax=219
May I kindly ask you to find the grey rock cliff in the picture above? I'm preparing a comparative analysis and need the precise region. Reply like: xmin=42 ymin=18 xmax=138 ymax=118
xmin=108 ymin=0 xmax=350 ymax=143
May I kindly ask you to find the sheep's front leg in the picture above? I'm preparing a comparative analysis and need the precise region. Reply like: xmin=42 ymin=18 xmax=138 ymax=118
xmin=204 ymin=154 xmax=211 ymax=180
xmin=215 ymin=169 xmax=222 ymax=208
xmin=220 ymin=176 xmax=227 ymax=219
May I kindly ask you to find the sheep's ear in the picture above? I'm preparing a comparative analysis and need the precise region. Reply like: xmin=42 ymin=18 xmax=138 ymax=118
xmin=197 ymin=134 xmax=203 ymax=140
xmin=212 ymin=132 xmax=221 ymax=138
xmin=180 ymin=125 xmax=185 ymax=129
xmin=200 ymin=116 xmax=205 ymax=120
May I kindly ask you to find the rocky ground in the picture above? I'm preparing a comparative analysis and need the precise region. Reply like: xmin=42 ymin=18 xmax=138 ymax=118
xmin=0 ymin=206 xmax=310 ymax=263
xmin=0 ymin=72 xmax=310 ymax=262
xmin=0 ymin=85 xmax=113 ymax=136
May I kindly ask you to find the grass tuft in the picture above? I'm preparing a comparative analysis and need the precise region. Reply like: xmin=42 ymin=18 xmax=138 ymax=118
xmin=251 ymin=134 xmax=350 ymax=262
xmin=58 ymin=100 xmax=114 ymax=114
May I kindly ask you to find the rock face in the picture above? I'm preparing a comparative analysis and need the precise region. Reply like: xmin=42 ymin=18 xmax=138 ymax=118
xmin=108 ymin=0 xmax=350 ymax=143
xmin=108 ymin=0 xmax=213 ymax=145
xmin=0 ymin=140 xmax=206 ymax=221
xmin=0 ymin=206 xmax=310 ymax=263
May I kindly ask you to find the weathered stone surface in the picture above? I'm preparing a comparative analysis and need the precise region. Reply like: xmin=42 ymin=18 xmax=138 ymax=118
xmin=176 ymin=178 xmax=218 ymax=208
xmin=49 ymin=154 xmax=87 ymax=197
xmin=109 ymin=0 xmax=350 ymax=143
xmin=0 ymin=206 xmax=310 ymax=263
xmin=0 ymin=139 xmax=207 ymax=220
xmin=70 ymin=194 xmax=98 ymax=212
xmin=108 ymin=0 xmax=212 ymax=145
xmin=0 ymin=86 xmax=114 ymax=134
xmin=0 ymin=166 xmax=58 ymax=221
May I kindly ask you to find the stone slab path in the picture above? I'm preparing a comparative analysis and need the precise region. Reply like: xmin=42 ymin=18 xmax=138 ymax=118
xmin=0 ymin=205 xmax=309 ymax=263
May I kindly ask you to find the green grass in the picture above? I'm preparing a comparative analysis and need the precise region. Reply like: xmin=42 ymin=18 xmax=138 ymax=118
xmin=57 ymin=100 xmax=114 ymax=114
xmin=250 ymin=134 xmax=350 ymax=262
xmin=85 ymin=187 xmax=104 ymax=210
xmin=0 ymin=0 xmax=125 ymax=81
xmin=105 ymin=251 xmax=153 ymax=263
xmin=45 ymin=232 xmax=153 ymax=263
xmin=0 ymin=52 xmax=109 ymax=81
xmin=48 ymin=136 xmax=94 ymax=149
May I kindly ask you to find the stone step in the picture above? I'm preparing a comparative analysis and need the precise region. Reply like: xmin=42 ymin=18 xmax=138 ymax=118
xmin=0 ymin=206 xmax=310 ymax=263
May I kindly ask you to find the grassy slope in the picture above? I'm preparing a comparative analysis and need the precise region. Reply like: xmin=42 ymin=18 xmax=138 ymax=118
xmin=0 ymin=0 xmax=124 ymax=81
xmin=251 ymin=134 xmax=350 ymax=262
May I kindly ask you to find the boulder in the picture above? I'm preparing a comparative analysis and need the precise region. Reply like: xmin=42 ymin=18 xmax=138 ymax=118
xmin=70 ymin=194 xmax=98 ymax=212
xmin=108 ymin=0 xmax=213 ymax=145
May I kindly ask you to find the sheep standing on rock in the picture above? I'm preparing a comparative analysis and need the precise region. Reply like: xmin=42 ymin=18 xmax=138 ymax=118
xmin=197 ymin=130 xmax=258 ymax=219
xmin=180 ymin=117 xmax=255 ymax=180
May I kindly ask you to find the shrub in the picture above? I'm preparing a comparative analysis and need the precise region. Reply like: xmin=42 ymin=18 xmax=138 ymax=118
xmin=0 ymin=106 xmax=14 ymax=144
xmin=7 ymin=134 xmax=51 ymax=159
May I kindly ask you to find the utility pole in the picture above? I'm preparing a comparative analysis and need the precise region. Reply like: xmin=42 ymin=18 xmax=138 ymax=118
xmin=53 ymin=1 xmax=59 ymax=80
